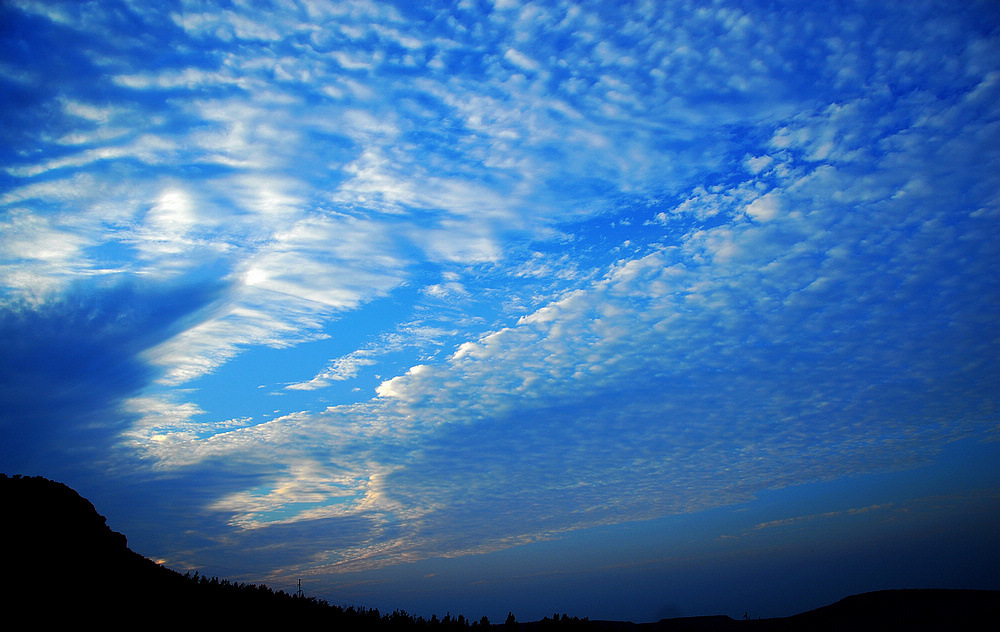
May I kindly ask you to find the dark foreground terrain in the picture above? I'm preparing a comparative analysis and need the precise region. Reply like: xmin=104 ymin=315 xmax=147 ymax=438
xmin=586 ymin=588 xmax=999 ymax=631
xmin=2 ymin=473 xmax=997 ymax=629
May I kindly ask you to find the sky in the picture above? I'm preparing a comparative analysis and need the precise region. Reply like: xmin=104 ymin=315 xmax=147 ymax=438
xmin=1 ymin=0 xmax=999 ymax=623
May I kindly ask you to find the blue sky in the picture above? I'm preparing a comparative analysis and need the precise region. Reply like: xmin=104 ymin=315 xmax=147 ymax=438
xmin=1 ymin=0 xmax=998 ymax=622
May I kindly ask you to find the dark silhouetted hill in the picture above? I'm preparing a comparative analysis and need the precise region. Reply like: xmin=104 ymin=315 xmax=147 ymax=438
xmin=768 ymin=588 xmax=1000 ymax=631
xmin=2 ymin=474 xmax=997 ymax=630
xmin=586 ymin=588 xmax=999 ymax=631
xmin=1 ymin=473 xmax=339 ymax=626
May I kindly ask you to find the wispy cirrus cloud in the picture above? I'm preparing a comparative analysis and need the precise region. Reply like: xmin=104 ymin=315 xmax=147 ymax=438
xmin=286 ymin=350 xmax=378 ymax=391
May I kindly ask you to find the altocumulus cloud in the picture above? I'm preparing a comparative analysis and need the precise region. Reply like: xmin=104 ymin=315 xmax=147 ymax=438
xmin=1 ymin=0 xmax=998 ymax=606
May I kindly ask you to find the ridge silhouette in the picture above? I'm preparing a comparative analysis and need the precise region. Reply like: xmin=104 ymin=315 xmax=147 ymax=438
xmin=2 ymin=474 xmax=997 ymax=629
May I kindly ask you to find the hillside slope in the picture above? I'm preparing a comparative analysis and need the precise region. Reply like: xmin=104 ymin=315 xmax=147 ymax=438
xmin=1 ymin=473 xmax=333 ymax=626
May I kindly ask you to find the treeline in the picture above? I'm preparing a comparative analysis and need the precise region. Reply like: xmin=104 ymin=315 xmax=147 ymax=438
xmin=176 ymin=570 xmax=596 ymax=630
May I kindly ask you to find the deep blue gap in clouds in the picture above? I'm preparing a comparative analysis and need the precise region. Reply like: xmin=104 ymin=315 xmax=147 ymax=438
xmin=0 ymin=276 xmax=229 ymax=475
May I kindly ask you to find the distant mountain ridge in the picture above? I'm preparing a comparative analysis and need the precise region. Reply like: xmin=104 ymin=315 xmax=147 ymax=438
xmin=585 ymin=589 xmax=1000 ymax=631
xmin=2 ymin=473 xmax=997 ymax=629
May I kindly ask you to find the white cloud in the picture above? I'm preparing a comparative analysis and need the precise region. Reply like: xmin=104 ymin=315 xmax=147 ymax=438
xmin=113 ymin=67 xmax=251 ymax=90
xmin=287 ymin=350 xmax=378 ymax=391
xmin=744 ymin=192 xmax=782 ymax=222
xmin=6 ymin=134 xmax=178 ymax=178
xmin=504 ymin=48 xmax=540 ymax=72
xmin=745 ymin=154 xmax=773 ymax=174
